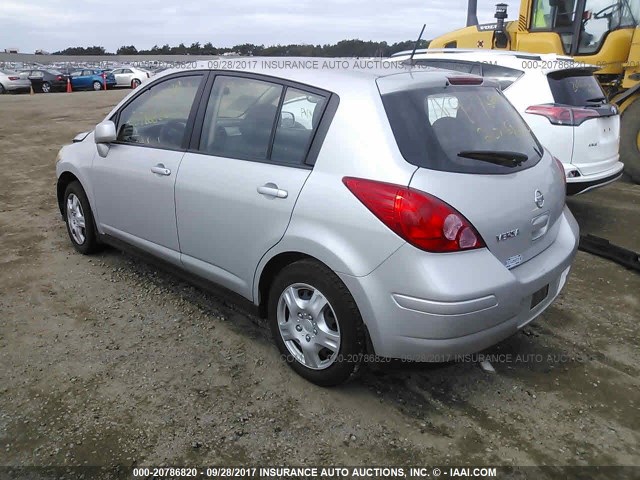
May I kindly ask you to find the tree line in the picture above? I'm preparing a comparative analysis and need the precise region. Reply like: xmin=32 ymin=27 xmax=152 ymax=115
xmin=52 ymin=39 xmax=430 ymax=57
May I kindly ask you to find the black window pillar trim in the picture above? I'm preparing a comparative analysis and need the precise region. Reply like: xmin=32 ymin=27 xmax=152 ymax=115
xmin=266 ymin=85 xmax=287 ymax=161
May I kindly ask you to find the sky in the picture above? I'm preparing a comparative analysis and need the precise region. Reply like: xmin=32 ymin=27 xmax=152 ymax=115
xmin=0 ymin=0 xmax=520 ymax=53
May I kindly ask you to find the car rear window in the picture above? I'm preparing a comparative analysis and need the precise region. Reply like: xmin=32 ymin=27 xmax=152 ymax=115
xmin=547 ymin=69 xmax=605 ymax=106
xmin=381 ymin=86 xmax=543 ymax=174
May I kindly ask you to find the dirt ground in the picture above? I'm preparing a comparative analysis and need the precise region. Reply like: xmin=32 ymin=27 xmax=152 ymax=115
xmin=0 ymin=91 xmax=639 ymax=475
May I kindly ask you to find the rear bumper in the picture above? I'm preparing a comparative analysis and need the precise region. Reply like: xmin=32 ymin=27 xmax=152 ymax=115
xmin=566 ymin=161 xmax=624 ymax=195
xmin=4 ymin=83 xmax=31 ymax=92
xmin=339 ymin=207 xmax=579 ymax=361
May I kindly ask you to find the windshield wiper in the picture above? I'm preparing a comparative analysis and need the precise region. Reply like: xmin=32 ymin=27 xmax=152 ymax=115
xmin=457 ymin=150 xmax=528 ymax=167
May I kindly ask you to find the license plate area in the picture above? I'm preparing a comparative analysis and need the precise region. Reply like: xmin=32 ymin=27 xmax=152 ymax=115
xmin=530 ymin=284 xmax=549 ymax=309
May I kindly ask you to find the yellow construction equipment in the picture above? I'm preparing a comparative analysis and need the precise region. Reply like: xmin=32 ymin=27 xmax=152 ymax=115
xmin=430 ymin=0 xmax=640 ymax=182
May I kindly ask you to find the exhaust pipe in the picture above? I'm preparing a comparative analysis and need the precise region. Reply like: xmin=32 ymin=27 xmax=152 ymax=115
xmin=466 ymin=0 xmax=479 ymax=26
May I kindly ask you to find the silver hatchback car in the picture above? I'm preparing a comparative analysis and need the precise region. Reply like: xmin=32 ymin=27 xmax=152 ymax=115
xmin=56 ymin=61 xmax=579 ymax=385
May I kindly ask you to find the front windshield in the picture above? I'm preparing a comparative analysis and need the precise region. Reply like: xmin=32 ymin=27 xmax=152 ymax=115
xmin=579 ymin=0 xmax=639 ymax=53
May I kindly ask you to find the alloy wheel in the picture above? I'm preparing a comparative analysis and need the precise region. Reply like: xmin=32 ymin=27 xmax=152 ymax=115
xmin=66 ymin=193 xmax=86 ymax=245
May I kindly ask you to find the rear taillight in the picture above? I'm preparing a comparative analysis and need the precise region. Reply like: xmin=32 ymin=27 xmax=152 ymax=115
xmin=342 ymin=177 xmax=485 ymax=253
xmin=8 ymin=76 xmax=19 ymax=80
xmin=525 ymin=104 xmax=599 ymax=126
xmin=146 ymin=72 xmax=150 ymax=78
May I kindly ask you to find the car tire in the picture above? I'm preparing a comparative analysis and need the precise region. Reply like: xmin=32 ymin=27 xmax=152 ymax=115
xmin=63 ymin=181 xmax=101 ymax=254
xmin=0 ymin=83 xmax=5 ymax=94
xmin=268 ymin=259 xmax=365 ymax=386
xmin=41 ymin=81 xmax=51 ymax=93
xmin=131 ymin=78 xmax=141 ymax=88
xmin=92 ymin=81 xmax=102 ymax=91
xmin=620 ymin=98 xmax=640 ymax=184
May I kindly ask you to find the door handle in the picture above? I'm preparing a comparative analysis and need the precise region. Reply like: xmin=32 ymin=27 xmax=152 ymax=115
xmin=151 ymin=164 xmax=171 ymax=176
xmin=257 ymin=183 xmax=288 ymax=199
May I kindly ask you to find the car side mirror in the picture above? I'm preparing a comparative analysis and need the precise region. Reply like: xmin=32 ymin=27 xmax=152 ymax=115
xmin=94 ymin=121 xmax=117 ymax=158
xmin=280 ymin=111 xmax=295 ymax=128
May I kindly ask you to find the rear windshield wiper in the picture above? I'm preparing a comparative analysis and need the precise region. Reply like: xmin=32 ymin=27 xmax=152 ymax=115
xmin=457 ymin=150 xmax=528 ymax=167
xmin=585 ymin=97 xmax=606 ymax=104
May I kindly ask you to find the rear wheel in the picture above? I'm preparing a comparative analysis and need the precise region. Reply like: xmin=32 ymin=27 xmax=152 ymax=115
xmin=92 ymin=81 xmax=102 ymax=91
xmin=131 ymin=78 xmax=141 ymax=88
xmin=41 ymin=81 xmax=51 ymax=93
xmin=268 ymin=259 xmax=364 ymax=386
xmin=620 ymin=98 xmax=640 ymax=184
xmin=0 ymin=83 xmax=5 ymax=94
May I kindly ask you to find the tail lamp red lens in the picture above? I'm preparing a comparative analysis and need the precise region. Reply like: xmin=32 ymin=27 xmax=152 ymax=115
xmin=342 ymin=177 xmax=485 ymax=253
xmin=525 ymin=104 xmax=599 ymax=127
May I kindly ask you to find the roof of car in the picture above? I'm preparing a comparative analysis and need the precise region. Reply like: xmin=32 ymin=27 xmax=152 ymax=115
xmin=153 ymin=57 xmax=458 ymax=95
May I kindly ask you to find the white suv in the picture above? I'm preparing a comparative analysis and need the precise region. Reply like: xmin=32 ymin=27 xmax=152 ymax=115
xmin=391 ymin=49 xmax=623 ymax=195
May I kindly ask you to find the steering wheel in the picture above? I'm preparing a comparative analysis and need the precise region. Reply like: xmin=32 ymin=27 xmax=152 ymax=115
xmin=593 ymin=2 xmax=622 ymax=19
xmin=159 ymin=120 xmax=186 ymax=147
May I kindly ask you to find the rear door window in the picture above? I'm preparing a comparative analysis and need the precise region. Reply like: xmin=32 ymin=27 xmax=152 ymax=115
xmin=547 ymin=69 xmax=606 ymax=105
xmin=381 ymin=86 xmax=543 ymax=174
xmin=199 ymin=76 xmax=283 ymax=161
xmin=198 ymin=75 xmax=327 ymax=166
xmin=271 ymin=88 xmax=326 ymax=165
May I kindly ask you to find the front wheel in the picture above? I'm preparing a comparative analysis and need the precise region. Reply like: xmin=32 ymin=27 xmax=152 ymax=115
xmin=268 ymin=259 xmax=365 ymax=386
xmin=63 ymin=181 xmax=101 ymax=254
xmin=620 ymin=99 xmax=640 ymax=184
xmin=92 ymin=81 xmax=102 ymax=91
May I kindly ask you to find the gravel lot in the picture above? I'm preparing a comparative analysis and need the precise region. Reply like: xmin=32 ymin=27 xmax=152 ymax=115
xmin=0 ymin=91 xmax=639 ymax=476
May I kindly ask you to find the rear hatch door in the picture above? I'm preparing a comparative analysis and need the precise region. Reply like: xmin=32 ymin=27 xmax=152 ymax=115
xmin=378 ymin=76 xmax=566 ymax=268
xmin=546 ymin=68 xmax=620 ymax=174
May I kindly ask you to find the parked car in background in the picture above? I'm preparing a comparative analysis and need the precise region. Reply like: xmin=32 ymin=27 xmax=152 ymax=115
xmin=391 ymin=50 xmax=623 ymax=195
xmin=0 ymin=69 xmax=31 ymax=94
xmin=69 ymin=69 xmax=116 ymax=91
xmin=58 ymin=67 xmax=80 ymax=77
xmin=19 ymin=69 xmax=68 ymax=93
xmin=110 ymin=67 xmax=151 ymax=88
xmin=56 ymin=62 xmax=578 ymax=385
